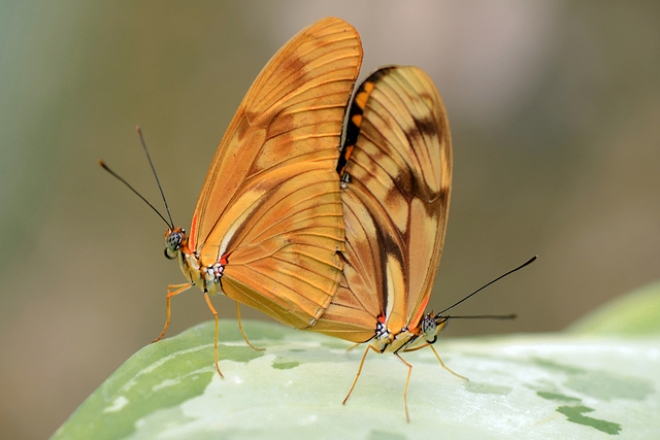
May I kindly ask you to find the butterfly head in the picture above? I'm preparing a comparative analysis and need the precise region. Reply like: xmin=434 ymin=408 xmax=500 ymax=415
xmin=164 ymin=227 xmax=186 ymax=260
xmin=421 ymin=312 xmax=449 ymax=344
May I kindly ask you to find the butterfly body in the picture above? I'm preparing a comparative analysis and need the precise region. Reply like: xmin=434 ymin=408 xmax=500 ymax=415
xmin=164 ymin=226 xmax=222 ymax=297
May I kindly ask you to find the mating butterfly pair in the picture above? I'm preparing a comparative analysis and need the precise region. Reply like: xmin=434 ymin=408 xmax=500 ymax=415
xmin=109 ymin=17 xmax=456 ymax=422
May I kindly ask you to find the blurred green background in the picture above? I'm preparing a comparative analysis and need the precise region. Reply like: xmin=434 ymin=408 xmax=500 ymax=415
xmin=1 ymin=1 xmax=659 ymax=438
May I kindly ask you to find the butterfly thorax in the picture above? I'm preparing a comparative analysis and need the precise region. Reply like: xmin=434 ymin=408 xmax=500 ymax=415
xmin=373 ymin=312 xmax=449 ymax=353
xmin=164 ymin=227 xmax=224 ymax=296
xmin=372 ymin=314 xmax=419 ymax=353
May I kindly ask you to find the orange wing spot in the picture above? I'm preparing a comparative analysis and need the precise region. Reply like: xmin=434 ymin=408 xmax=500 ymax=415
xmin=354 ymin=89 xmax=370 ymax=110
xmin=410 ymin=294 xmax=431 ymax=329
xmin=220 ymin=254 xmax=229 ymax=266
xmin=377 ymin=314 xmax=387 ymax=324
xmin=344 ymin=144 xmax=355 ymax=162
xmin=337 ymin=144 xmax=356 ymax=176
xmin=351 ymin=114 xmax=363 ymax=127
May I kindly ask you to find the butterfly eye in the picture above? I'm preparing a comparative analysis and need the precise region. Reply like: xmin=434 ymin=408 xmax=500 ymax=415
xmin=164 ymin=230 xmax=183 ymax=259
xmin=421 ymin=313 xmax=438 ymax=343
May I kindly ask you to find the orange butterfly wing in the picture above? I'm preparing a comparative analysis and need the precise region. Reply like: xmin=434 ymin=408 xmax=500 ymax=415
xmin=313 ymin=66 xmax=452 ymax=341
xmin=191 ymin=17 xmax=363 ymax=328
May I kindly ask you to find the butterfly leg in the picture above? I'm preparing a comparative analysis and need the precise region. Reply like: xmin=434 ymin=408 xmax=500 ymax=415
xmin=153 ymin=282 xmax=193 ymax=343
xmin=203 ymin=292 xmax=224 ymax=378
xmin=343 ymin=344 xmax=378 ymax=405
xmin=429 ymin=344 xmax=468 ymax=381
xmin=235 ymin=302 xmax=265 ymax=351
xmin=394 ymin=352 xmax=413 ymax=423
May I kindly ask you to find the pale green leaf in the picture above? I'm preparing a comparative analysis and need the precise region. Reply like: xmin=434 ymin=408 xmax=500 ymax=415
xmin=54 ymin=284 xmax=660 ymax=439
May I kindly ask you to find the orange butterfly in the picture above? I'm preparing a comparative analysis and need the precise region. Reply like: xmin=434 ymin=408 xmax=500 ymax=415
xmin=309 ymin=64 xmax=533 ymax=421
xmin=310 ymin=65 xmax=457 ymax=421
xmin=154 ymin=18 xmax=363 ymax=376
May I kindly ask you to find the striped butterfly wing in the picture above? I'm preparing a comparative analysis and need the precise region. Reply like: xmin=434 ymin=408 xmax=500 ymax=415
xmin=313 ymin=66 xmax=452 ymax=341
xmin=191 ymin=17 xmax=363 ymax=328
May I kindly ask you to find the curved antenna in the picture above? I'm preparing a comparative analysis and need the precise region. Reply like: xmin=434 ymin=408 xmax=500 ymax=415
xmin=99 ymin=160 xmax=172 ymax=228
xmin=436 ymin=256 xmax=537 ymax=316
xmin=136 ymin=126 xmax=175 ymax=227
xmin=440 ymin=314 xmax=517 ymax=320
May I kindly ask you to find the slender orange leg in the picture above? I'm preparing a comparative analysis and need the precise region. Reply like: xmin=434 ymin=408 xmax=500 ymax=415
xmin=203 ymin=292 xmax=224 ymax=378
xmin=429 ymin=345 xmax=468 ymax=381
xmin=394 ymin=352 xmax=413 ymax=423
xmin=343 ymin=344 xmax=379 ymax=405
xmin=345 ymin=342 xmax=361 ymax=352
xmin=152 ymin=282 xmax=193 ymax=343
xmin=235 ymin=302 xmax=265 ymax=351
xmin=403 ymin=342 xmax=468 ymax=381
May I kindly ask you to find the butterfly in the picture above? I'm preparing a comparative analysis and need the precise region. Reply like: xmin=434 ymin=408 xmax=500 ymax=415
xmin=309 ymin=65 xmax=458 ymax=421
xmin=152 ymin=17 xmax=363 ymax=376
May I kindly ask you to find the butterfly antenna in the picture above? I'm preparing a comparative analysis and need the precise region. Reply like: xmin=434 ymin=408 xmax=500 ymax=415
xmin=436 ymin=256 xmax=537 ymax=316
xmin=440 ymin=314 xmax=517 ymax=320
xmin=135 ymin=126 xmax=176 ymax=228
xmin=99 ymin=159 xmax=172 ymax=229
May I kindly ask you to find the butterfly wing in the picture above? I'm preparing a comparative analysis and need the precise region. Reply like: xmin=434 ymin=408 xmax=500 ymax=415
xmin=313 ymin=66 xmax=452 ymax=341
xmin=191 ymin=17 xmax=363 ymax=328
